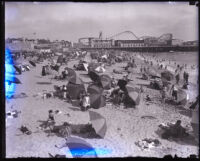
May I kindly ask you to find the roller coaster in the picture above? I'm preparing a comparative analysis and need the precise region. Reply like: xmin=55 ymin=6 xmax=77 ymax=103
xmin=78 ymin=31 xmax=174 ymax=45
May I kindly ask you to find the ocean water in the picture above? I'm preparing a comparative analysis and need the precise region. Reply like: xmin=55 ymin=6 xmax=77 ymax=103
xmin=140 ymin=52 xmax=199 ymax=66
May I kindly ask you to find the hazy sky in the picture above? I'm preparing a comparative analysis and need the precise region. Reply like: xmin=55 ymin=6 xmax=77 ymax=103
xmin=5 ymin=2 xmax=198 ymax=42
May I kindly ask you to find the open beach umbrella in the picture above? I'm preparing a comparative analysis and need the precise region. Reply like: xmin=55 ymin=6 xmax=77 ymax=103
xmin=125 ymin=85 xmax=141 ymax=105
xmin=89 ymin=111 xmax=107 ymax=138
xmin=67 ymin=82 xmax=86 ymax=100
xmin=177 ymin=89 xmax=188 ymax=105
xmin=68 ymin=75 xmax=83 ymax=85
xmin=87 ymin=85 xmax=106 ymax=109
xmin=64 ymin=136 xmax=97 ymax=158
xmin=5 ymin=76 xmax=21 ymax=85
xmin=29 ymin=60 xmax=36 ymax=67
xmin=65 ymin=67 xmax=76 ymax=78
xmin=100 ymin=74 xmax=111 ymax=90
xmin=161 ymin=70 xmax=174 ymax=82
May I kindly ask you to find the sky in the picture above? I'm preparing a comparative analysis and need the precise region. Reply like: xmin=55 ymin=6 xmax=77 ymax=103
xmin=5 ymin=2 xmax=199 ymax=42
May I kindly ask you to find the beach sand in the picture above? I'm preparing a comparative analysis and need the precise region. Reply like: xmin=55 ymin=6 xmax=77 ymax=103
xmin=6 ymin=52 xmax=199 ymax=158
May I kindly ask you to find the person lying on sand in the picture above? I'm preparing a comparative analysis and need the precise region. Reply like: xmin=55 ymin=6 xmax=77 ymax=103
xmin=160 ymin=120 xmax=188 ymax=140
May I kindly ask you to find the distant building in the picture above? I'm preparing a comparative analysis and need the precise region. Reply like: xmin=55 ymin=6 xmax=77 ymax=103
xmin=172 ymin=39 xmax=184 ymax=46
xmin=91 ymin=39 xmax=114 ymax=48
xmin=115 ymin=40 xmax=145 ymax=47
xmin=183 ymin=40 xmax=198 ymax=46
xmin=6 ymin=38 xmax=24 ymax=43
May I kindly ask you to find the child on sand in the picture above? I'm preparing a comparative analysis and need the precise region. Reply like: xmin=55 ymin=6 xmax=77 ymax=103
xmin=80 ymin=93 xmax=90 ymax=111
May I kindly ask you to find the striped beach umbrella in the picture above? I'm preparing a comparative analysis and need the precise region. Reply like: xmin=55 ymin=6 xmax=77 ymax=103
xmin=125 ymin=85 xmax=141 ymax=105
xmin=64 ymin=136 xmax=97 ymax=158
xmin=87 ymin=85 xmax=106 ymax=109
xmin=89 ymin=111 xmax=107 ymax=138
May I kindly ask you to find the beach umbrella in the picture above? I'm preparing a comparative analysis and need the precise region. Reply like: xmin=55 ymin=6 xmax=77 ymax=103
xmin=125 ymin=85 xmax=141 ymax=105
xmin=89 ymin=111 xmax=107 ymax=138
xmin=177 ymin=89 xmax=188 ymax=105
xmin=64 ymin=136 xmax=97 ymax=158
xmin=88 ymin=71 xmax=100 ymax=83
xmin=161 ymin=70 xmax=174 ymax=82
xmin=67 ymin=82 xmax=86 ymax=100
xmin=13 ymin=65 xmax=22 ymax=74
xmin=87 ymin=84 xmax=106 ymax=109
xmin=100 ymin=74 xmax=111 ymax=90
xmin=29 ymin=60 xmax=36 ymax=67
xmin=5 ymin=76 xmax=21 ymax=84
xmin=68 ymin=75 xmax=83 ymax=85
xmin=65 ymin=67 xmax=76 ymax=78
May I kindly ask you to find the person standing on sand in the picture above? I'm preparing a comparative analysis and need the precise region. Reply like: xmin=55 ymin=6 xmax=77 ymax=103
xmin=62 ymin=85 xmax=68 ymax=99
xmin=175 ymin=73 xmax=180 ymax=85
xmin=46 ymin=110 xmax=56 ymax=135
xmin=185 ymin=72 xmax=189 ymax=85
xmin=80 ymin=93 xmax=90 ymax=111
xmin=170 ymin=84 xmax=178 ymax=102
xmin=161 ymin=85 xmax=167 ymax=103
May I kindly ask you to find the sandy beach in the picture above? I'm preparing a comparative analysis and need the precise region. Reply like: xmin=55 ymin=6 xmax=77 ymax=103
xmin=5 ymin=51 xmax=199 ymax=158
